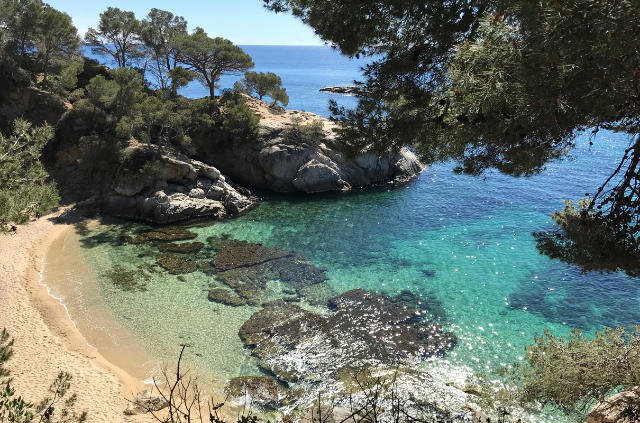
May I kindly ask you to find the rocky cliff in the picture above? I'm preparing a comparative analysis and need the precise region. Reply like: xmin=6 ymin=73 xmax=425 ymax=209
xmin=94 ymin=144 xmax=256 ymax=223
xmin=201 ymin=96 xmax=425 ymax=193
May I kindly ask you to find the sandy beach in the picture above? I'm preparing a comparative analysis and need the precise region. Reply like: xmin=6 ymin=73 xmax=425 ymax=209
xmin=0 ymin=207 xmax=154 ymax=423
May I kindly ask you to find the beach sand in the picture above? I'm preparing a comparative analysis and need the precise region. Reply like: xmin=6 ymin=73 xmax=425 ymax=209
xmin=0 ymin=207 xmax=154 ymax=423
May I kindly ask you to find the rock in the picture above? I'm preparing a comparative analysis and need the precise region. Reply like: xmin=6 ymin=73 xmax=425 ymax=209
xmin=588 ymin=390 xmax=640 ymax=423
xmin=123 ymin=226 xmax=198 ymax=244
xmin=196 ymin=96 xmax=425 ymax=194
xmin=189 ymin=188 xmax=206 ymax=199
xmin=239 ymin=289 xmax=457 ymax=383
xmin=156 ymin=242 xmax=204 ymax=254
xmin=157 ymin=253 xmax=197 ymax=274
xmin=471 ymin=409 xmax=490 ymax=423
xmin=292 ymin=160 xmax=350 ymax=192
xmin=208 ymin=237 xmax=328 ymax=306
xmin=123 ymin=390 xmax=169 ymax=415
xmin=297 ymin=282 xmax=337 ymax=305
xmin=319 ymin=86 xmax=357 ymax=94
xmin=225 ymin=376 xmax=281 ymax=407
xmin=208 ymin=288 xmax=247 ymax=307
xmin=102 ymin=144 xmax=257 ymax=223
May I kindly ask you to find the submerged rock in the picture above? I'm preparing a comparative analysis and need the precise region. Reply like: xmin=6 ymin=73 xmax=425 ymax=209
xmin=239 ymin=289 xmax=457 ymax=383
xmin=157 ymin=253 xmax=197 ymax=274
xmin=156 ymin=241 xmax=204 ymax=254
xmin=225 ymin=376 xmax=281 ymax=408
xmin=104 ymin=265 xmax=148 ymax=292
xmin=207 ymin=236 xmax=328 ymax=306
xmin=123 ymin=226 xmax=198 ymax=244
xmin=208 ymin=288 xmax=247 ymax=307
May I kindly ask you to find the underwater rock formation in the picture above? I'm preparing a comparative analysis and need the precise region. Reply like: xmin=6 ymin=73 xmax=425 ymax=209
xmin=239 ymin=289 xmax=457 ymax=383
xmin=156 ymin=241 xmax=204 ymax=254
xmin=156 ymin=253 xmax=198 ymax=274
xmin=225 ymin=376 xmax=282 ymax=408
xmin=206 ymin=236 xmax=330 ymax=306
xmin=123 ymin=226 xmax=198 ymax=244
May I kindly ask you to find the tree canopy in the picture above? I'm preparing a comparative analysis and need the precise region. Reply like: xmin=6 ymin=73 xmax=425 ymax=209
xmin=85 ymin=7 xmax=143 ymax=68
xmin=139 ymin=8 xmax=188 ymax=91
xmin=266 ymin=0 xmax=640 ymax=275
xmin=0 ymin=119 xmax=59 ymax=229
xmin=0 ymin=0 xmax=80 ymax=89
xmin=241 ymin=71 xmax=289 ymax=107
xmin=173 ymin=28 xmax=254 ymax=98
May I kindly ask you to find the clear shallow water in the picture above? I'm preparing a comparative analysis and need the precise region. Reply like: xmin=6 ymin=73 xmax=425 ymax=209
xmin=51 ymin=46 xmax=640 ymax=421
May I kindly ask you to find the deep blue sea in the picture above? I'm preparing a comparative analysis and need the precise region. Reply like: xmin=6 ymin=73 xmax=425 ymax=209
xmin=51 ymin=46 xmax=638 ymax=421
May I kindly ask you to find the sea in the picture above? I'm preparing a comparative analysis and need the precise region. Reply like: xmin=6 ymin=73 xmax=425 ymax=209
xmin=45 ymin=46 xmax=639 ymax=422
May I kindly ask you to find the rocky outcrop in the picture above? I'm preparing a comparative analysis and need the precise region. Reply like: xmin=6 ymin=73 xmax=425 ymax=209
xmin=319 ymin=86 xmax=357 ymax=94
xmin=239 ymin=289 xmax=457 ymax=383
xmin=101 ymin=144 xmax=257 ymax=223
xmin=199 ymin=96 xmax=425 ymax=193
xmin=588 ymin=390 xmax=640 ymax=423
xmin=123 ymin=390 xmax=169 ymax=415
xmin=225 ymin=376 xmax=282 ymax=408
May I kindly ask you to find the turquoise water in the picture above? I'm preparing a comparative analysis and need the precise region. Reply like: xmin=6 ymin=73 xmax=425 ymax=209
xmin=54 ymin=129 xmax=639 ymax=422
xmin=63 ymin=46 xmax=640 ymax=420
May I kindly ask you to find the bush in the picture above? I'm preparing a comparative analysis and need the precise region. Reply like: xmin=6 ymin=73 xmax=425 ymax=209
xmin=222 ymin=97 xmax=260 ymax=144
xmin=280 ymin=116 xmax=324 ymax=144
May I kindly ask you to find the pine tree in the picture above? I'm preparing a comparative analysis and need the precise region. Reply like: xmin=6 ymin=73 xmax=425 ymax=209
xmin=0 ymin=119 xmax=59 ymax=230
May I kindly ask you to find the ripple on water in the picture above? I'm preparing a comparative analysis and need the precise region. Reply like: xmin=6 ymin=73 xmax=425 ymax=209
xmin=42 ymin=132 xmax=640 ymax=423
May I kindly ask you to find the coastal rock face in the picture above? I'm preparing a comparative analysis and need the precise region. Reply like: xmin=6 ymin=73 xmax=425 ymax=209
xmin=101 ymin=145 xmax=256 ymax=223
xmin=587 ymin=390 xmax=640 ymax=423
xmin=200 ymin=96 xmax=425 ymax=193
xmin=239 ymin=289 xmax=457 ymax=383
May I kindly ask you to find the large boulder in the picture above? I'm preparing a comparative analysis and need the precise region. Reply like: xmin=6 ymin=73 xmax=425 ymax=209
xmin=101 ymin=144 xmax=257 ymax=223
xmin=198 ymin=96 xmax=425 ymax=193
xmin=239 ymin=289 xmax=457 ymax=383
xmin=587 ymin=390 xmax=640 ymax=423
xmin=123 ymin=390 xmax=169 ymax=415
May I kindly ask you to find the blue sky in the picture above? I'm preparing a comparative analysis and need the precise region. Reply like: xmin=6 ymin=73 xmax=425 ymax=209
xmin=46 ymin=0 xmax=324 ymax=45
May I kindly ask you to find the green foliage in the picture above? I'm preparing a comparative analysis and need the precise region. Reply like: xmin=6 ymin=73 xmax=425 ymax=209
xmin=172 ymin=28 xmax=254 ymax=98
xmin=167 ymin=66 xmax=194 ymax=95
xmin=36 ymin=5 xmax=80 ymax=82
xmin=84 ymin=7 xmax=143 ymax=68
xmin=222 ymin=97 xmax=260 ymax=144
xmin=280 ymin=116 xmax=324 ymax=144
xmin=240 ymin=71 xmax=289 ymax=106
xmin=139 ymin=8 xmax=188 ymax=91
xmin=268 ymin=0 xmax=640 ymax=275
xmin=77 ymin=134 xmax=123 ymax=178
xmin=0 ymin=119 xmax=59 ymax=229
xmin=534 ymin=198 xmax=640 ymax=277
xmin=497 ymin=327 xmax=640 ymax=415
xmin=0 ymin=0 xmax=79 ymax=88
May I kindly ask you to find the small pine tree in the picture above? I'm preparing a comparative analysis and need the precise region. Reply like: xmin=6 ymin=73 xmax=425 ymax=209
xmin=0 ymin=120 xmax=59 ymax=231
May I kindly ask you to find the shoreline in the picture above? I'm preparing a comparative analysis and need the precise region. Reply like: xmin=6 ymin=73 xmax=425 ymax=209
xmin=0 ymin=207 xmax=153 ymax=423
